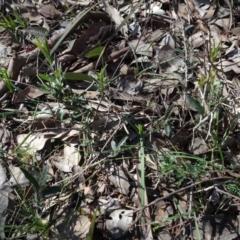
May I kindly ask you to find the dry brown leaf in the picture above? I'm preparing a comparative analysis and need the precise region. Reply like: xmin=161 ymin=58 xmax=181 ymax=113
xmin=38 ymin=5 xmax=62 ymax=19
xmin=92 ymin=114 xmax=119 ymax=129
xmin=13 ymin=86 xmax=45 ymax=103
xmin=22 ymin=12 xmax=43 ymax=22
xmin=154 ymin=200 xmax=174 ymax=223
xmin=218 ymin=60 xmax=240 ymax=73
xmin=210 ymin=30 xmax=221 ymax=47
xmin=188 ymin=31 xmax=205 ymax=48
xmin=9 ymin=165 xmax=29 ymax=187
xmin=129 ymin=40 xmax=153 ymax=57
xmin=215 ymin=18 xmax=230 ymax=31
xmin=55 ymin=208 xmax=91 ymax=239
xmin=101 ymin=0 xmax=128 ymax=37
xmin=71 ymin=89 xmax=100 ymax=99
xmin=108 ymin=165 xmax=130 ymax=195
xmin=11 ymin=2 xmax=36 ymax=14
xmin=231 ymin=27 xmax=240 ymax=37
xmin=203 ymin=5 xmax=216 ymax=19
xmin=117 ymin=75 xmax=142 ymax=95
xmin=145 ymin=29 xmax=164 ymax=43
xmin=147 ymin=4 xmax=166 ymax=15
xmin=171 ymin=20 xmax=184 ymax=36
xmin=53 ymin=142 xmax=80 ymax=172
xmin=16 ymin=133 xmax=49 ymax=153
xmin=143 ymin=77 xmax=178 ymax=94
xmin=72 ymin=165 xmax=85 ymax=184
xmin=189 ymin=137 xmax=209 ymax=154
xmin=177 ymin=4 xmax=190 ymax=20
xmin=63 ymin=21 xmax=107 ymax=55
xmin=156 ymin=44 xmax=186 ymax=73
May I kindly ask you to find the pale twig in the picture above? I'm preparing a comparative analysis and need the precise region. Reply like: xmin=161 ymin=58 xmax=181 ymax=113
xmin=215 ymin=186 xmax=240 ymax=201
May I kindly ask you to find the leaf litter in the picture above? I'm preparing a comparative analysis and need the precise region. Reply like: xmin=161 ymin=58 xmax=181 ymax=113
xmin=1 ymin=0 xmax=240 ymax=239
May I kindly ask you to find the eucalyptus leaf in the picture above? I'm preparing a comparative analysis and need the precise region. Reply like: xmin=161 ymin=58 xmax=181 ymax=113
xmin=43 ymin=186 xmax=61 ymax=199
xmin=20 ymin=167 xmax=39 ymax=190
xmin=164 ymin=124 xmax=172 ymax=137
xmin=64 ymin=72 xmax=93 ymax=82
xmin=39 ymin=165 xmax=49 ymax=188
xmin=186 ymin=95 xmax=204 ymax=114
xmin=39 ymin=73 xmax=53 ymax=81
xmin=85 ymin=46 xmax=104 ymax=59
xmin=23 ymin=27 xmax=48 ymax=39
xmin=111 ymin=140 xmax=117 ymax=151
xmin=164 ymin=105 xmax=174 ymax=121
xmin=118 ymin=136 xmax=128 ymax=148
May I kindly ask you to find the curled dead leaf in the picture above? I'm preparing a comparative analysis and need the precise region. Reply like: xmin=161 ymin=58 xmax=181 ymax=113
xmin=39 ymin=5 xmax=62 ymax=19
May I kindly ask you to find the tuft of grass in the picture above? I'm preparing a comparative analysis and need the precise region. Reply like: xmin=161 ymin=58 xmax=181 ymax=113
xmin=0 ymin=11 xmax=27 ymax=43
xmin=0 ymin=69 xmax=15 ymax=93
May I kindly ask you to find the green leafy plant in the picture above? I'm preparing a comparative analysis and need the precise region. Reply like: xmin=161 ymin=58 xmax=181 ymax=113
xmin=157 ymin=150 xmax=208 ymax=184
xmin=4 ymin=164 xmax=62 ymax=239
xmin=0 ymin=11 xmax=27 ymax=42
xmin=225 ymin=182 xmax=240 ymax=197
xmin=85 ymin=46 xmax=105 ymax=59
xmin=210 ymin=42 xmax=221 ymax=62
xmin=0 ymin=69 xmax=15 ymax=93
xmin=152 ymin=104 xmax=179 ymax=137
xmin=34 ymin=38 xmax=52 ymax=65
xmin=110 ymin=136 xmax=128 ymax=156
xmin=95 ymin=65 xmax=108 ymax=95
xmin=39 ymin=67 xmax=65 ymax=99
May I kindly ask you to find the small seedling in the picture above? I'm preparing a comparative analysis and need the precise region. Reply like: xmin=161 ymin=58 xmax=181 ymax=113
xmin=111 ymin=136 xmax=128 ymax=156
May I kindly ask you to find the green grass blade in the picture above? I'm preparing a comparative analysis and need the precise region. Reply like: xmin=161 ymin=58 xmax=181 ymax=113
xmin=138 ymin=124 xmax=145 ymax=207
xmin=86 ymin=210 xmax=97 ymax=240
xmin=50 ymin=5 xmax=97 ymax=56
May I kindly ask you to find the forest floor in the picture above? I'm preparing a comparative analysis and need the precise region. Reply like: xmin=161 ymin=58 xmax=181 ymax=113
xmin=0 ymin=0 xmax=240 ymax=239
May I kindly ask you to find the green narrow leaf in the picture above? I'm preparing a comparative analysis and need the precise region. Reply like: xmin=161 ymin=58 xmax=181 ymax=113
xmin=63 ymin=72 xmax=94 ymax=82
xmin=43 ymin=186 xmax=61 ymax=199
xmin=50 ymin=5 xmax=97 ymax=56
xmin=39 ymin=165 xmax=49 ymax=188
xmin=138 ymin=124 xmax=145 ymax=207
xmin=85 ymin=46 xmax=104 ymax=59
xmin=186 ymin=95 xmax=204 ymax=114
xmin=39 ymin=73 xmax=53 ymax=81
xmin=20 ymin=167 xmax=39 ymax=190
xmin=86 ymin=210 xmax=97 ymax=240
xmin=164 ymin=124 xmax=172 ymax=137
xmin=164 ymin=105 xmax=174 ymax=121
xmin=34 ymin=38 xmax=52 ymax=64
xmin=118 ymin=136 xmax=128 ymax=148
xmin=111 ymin=140 xmax=117 ymax=151
xmin=193 ymin=212 xmax=201 ymax=240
